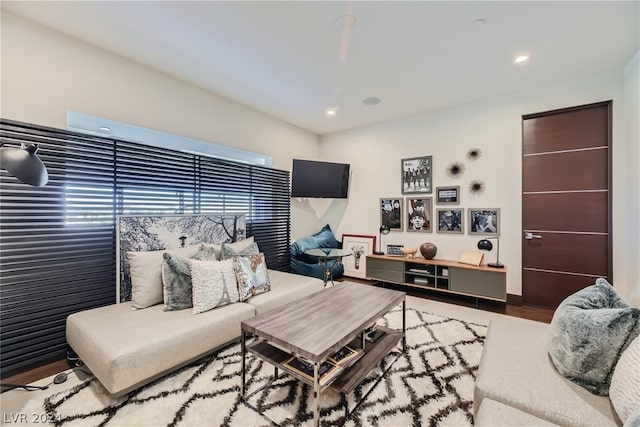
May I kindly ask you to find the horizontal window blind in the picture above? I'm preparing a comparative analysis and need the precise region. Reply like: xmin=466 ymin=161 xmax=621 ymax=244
xmin=0 ymin=119 xmax=291 ymax=377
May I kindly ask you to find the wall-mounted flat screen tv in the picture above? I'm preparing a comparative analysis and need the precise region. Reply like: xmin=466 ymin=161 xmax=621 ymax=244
xmin=291 ymin=159 xmax=350 ymax=199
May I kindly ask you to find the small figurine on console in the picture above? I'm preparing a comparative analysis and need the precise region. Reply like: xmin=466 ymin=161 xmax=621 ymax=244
xmin=401 ymin=247 xmax=417 ymax=258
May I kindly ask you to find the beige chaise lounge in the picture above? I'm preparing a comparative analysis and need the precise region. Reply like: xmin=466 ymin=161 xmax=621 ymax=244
xmin=66 ymin=270 xmax=324 ymax=396
xmin=473 ymin=315 xmax=620 ymax=426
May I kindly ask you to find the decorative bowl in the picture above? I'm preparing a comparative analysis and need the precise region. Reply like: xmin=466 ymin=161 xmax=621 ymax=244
xmin=419 ymin=242 xmax=437 ymax=260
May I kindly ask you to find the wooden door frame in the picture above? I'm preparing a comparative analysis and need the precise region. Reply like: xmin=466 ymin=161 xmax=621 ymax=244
xmin=521 ymin=100 xmax=613 ymax=305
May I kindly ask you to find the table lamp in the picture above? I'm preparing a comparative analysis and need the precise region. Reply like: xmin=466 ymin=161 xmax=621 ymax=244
xmin=477 ymin=236 xmax=503 ymax=268
xmin=374 ymin=225 xmax=390 ymax=255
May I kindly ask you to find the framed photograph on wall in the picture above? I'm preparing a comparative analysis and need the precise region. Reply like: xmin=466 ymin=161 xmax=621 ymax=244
xmin=469 ymin=208 xmax=500 ymax=235
xmin=436 ymin=208 xmax=464 ymax=234
xmin=436 ymin=186 xmax=460 ymax=205
xmin=406 ymin=197 xmax=432 ymax=232
xmin=380 ymin=198 xmax=403 ymax=231
xmin=401 ymin=156 xmax=432 ymax=194
xmin=341 ymin=234 xmax=376 ymax=279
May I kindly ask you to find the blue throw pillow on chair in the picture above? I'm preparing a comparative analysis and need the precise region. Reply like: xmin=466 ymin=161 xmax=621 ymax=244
xmin=290 ymin=224 xmax=339 ymax=256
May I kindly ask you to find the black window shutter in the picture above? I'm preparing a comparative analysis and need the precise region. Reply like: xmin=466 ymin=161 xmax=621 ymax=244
xmin=0 ymin=119 xmax=291 ymax=377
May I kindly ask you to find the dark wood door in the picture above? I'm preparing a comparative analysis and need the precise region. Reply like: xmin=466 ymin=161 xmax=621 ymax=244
xmin=522 ymin=101 xmax=612 ymax=309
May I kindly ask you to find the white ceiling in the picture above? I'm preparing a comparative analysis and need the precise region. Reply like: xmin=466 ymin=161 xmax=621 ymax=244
xmin=3 ymin=1 xmax=639 ymax=135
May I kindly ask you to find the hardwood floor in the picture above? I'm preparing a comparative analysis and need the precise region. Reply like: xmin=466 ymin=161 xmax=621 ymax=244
xmin=342 ymin=277 xmax=555 ymax=323
xmin=1 ymin=279 xmax=555 ymax=390
xmin=1 ymin=359 xmax=71 ymax=392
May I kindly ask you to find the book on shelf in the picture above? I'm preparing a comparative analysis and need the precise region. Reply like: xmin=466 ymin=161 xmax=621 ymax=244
xmin=329 ymin=345 xmax=363 ymax=366
xmin=408 ymin=268 xmax=431 ymax=274
xmin=413 ymin=277 xmax=433 ymax=285
xmin=365 ymin=328 xmax=386 ymax=343
xmin=283 ymin=356 xmax=342 ymax=385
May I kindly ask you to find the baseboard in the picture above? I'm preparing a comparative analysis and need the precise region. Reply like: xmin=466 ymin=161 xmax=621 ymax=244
xmin=507 ymin=293 xmax=523 ymax=306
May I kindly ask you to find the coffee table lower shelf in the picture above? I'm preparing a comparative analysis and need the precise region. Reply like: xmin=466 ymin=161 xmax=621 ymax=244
xmin=246 ymin=326 xmax=403 ymax=395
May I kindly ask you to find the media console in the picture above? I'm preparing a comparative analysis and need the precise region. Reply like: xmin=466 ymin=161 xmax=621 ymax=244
xmin=366 ymin=254 xmax=506 ymax=303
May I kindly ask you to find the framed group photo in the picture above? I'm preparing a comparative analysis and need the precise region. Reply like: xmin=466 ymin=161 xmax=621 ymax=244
xmin=469 ymin=208 xmax=500 ymax=235
xmin=406 ymin=197 xmax=432 ymax=233
xmin=436 ymin=186 xmax=460 ymax=205
xmin=401 ymin=156 xmax=432 ymax=194
xmin=341 ymin=234 xmax=376 ymax=279
xmin=380 ymin=198 xmax=403 ymax=230
xmin=436 ymin=208 xmax=464 ymax=234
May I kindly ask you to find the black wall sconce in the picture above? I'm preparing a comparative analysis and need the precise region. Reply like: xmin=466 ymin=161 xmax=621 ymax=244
xmin=0 ymin=143 xmax=48 ymax=186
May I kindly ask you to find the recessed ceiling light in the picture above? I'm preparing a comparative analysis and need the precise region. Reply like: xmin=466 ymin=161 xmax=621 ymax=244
xmin=99 ymin=126 xmax=111 ymax=132
xmin=336 ymin=15 xmax=356 ymax=30
xmin=470 ymin=18 xmax=487 ymax=26
xmin=514 ymin=53 xmax=530 ymax=64
xmin=362 ymin=97 xmax=381 ymax=106
xmin=325 ymin=107 xmax=339 ymax=117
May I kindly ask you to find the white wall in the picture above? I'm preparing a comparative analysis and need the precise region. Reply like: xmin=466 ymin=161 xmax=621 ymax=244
xmin=621 ymin=51 xmax=640 ymax=305
xmin=0 ymin=12 xmax=319 ymax=179
xmin=319 ymin=68 xmax=638 ymax=302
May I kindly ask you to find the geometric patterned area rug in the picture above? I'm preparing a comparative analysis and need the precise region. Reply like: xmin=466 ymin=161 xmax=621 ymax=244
xmin=22 ymin=306 xmax=487 ymax=427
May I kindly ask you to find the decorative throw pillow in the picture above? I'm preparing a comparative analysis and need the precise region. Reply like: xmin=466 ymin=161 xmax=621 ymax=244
xmin=547 ymin=278 xmax=640 ymax=395
xmin=128 ymin=244 xmax=203 ymax=309
xmin=200 ymin=243 xmax=223 ymax=260
xmin=221 ymin=236 xmax=258 ymax=259
xmin=290 ymin=224 xmax=339 ymax=256
xmin=161 ymin=246 xmax=217 ymax=311
xmin=190 ymin=259 xmax=240 ymax=314
xmin=610 ymin=334 xmax=640 ymax=424
xmin=233 ymin=253 xmax=271 ymax=302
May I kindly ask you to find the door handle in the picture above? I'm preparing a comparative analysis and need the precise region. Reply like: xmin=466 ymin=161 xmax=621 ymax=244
xmin=524 ymin=232 xmax=542 ymax=240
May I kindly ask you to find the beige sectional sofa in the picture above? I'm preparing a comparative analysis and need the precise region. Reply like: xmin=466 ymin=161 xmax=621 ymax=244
xmin=473 ymin=315 xmax=620 ymax=426
xmin=66 ymin=270 xmax=324 ymax=396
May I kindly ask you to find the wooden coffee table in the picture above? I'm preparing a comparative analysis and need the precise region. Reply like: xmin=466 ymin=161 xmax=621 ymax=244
xmin=240 ymin=282 xmax=406 ymax=427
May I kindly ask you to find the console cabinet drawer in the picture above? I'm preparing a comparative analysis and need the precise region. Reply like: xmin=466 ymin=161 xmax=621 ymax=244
xmin=367 ymin=258 xmax=404 ymax=283
xmin=449 ymin=268 xmax=506 ymax=300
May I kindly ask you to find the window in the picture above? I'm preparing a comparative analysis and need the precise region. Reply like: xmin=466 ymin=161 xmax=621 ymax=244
xmin=64 ymin=185 xmax=113 ymax=226
xmin=0 ymin=118 xmax=290 ymax=377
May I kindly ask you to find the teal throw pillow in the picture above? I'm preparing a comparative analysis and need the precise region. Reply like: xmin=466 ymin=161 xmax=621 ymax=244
xmin=547 ymin=278 xmax=640 ymax=395
xmin=290 ymin=224 xmax=339 ymax=256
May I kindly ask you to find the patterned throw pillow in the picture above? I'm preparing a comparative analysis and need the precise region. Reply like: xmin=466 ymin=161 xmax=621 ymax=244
xmin=233 ymin=253 xmax=271 ymax=302
xmin=220 ymin=237 xmax=258 ymax=260
xmin=161 ymin=246 xmax=217 ymax=311
xmin=189 ymin=259 xmax=240 ymax=314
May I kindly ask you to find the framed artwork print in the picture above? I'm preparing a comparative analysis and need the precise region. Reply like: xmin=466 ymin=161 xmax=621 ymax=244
xmin=401 ymin=156 xmax=432 ymax=194
xmin=469 ymin=208 xmax=500 ymax=235
xmin=436 ymin=186 xmax=460 ymax=205
xmin=341 ymin=234 xmax=376 ymax=279
xmin=406 ymin=197 xmax=432 ymax=232
xmin=380 ymin=198 xmax=403 ymax=230
xmin=436 ymin=208 xmax=464 ymax=234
